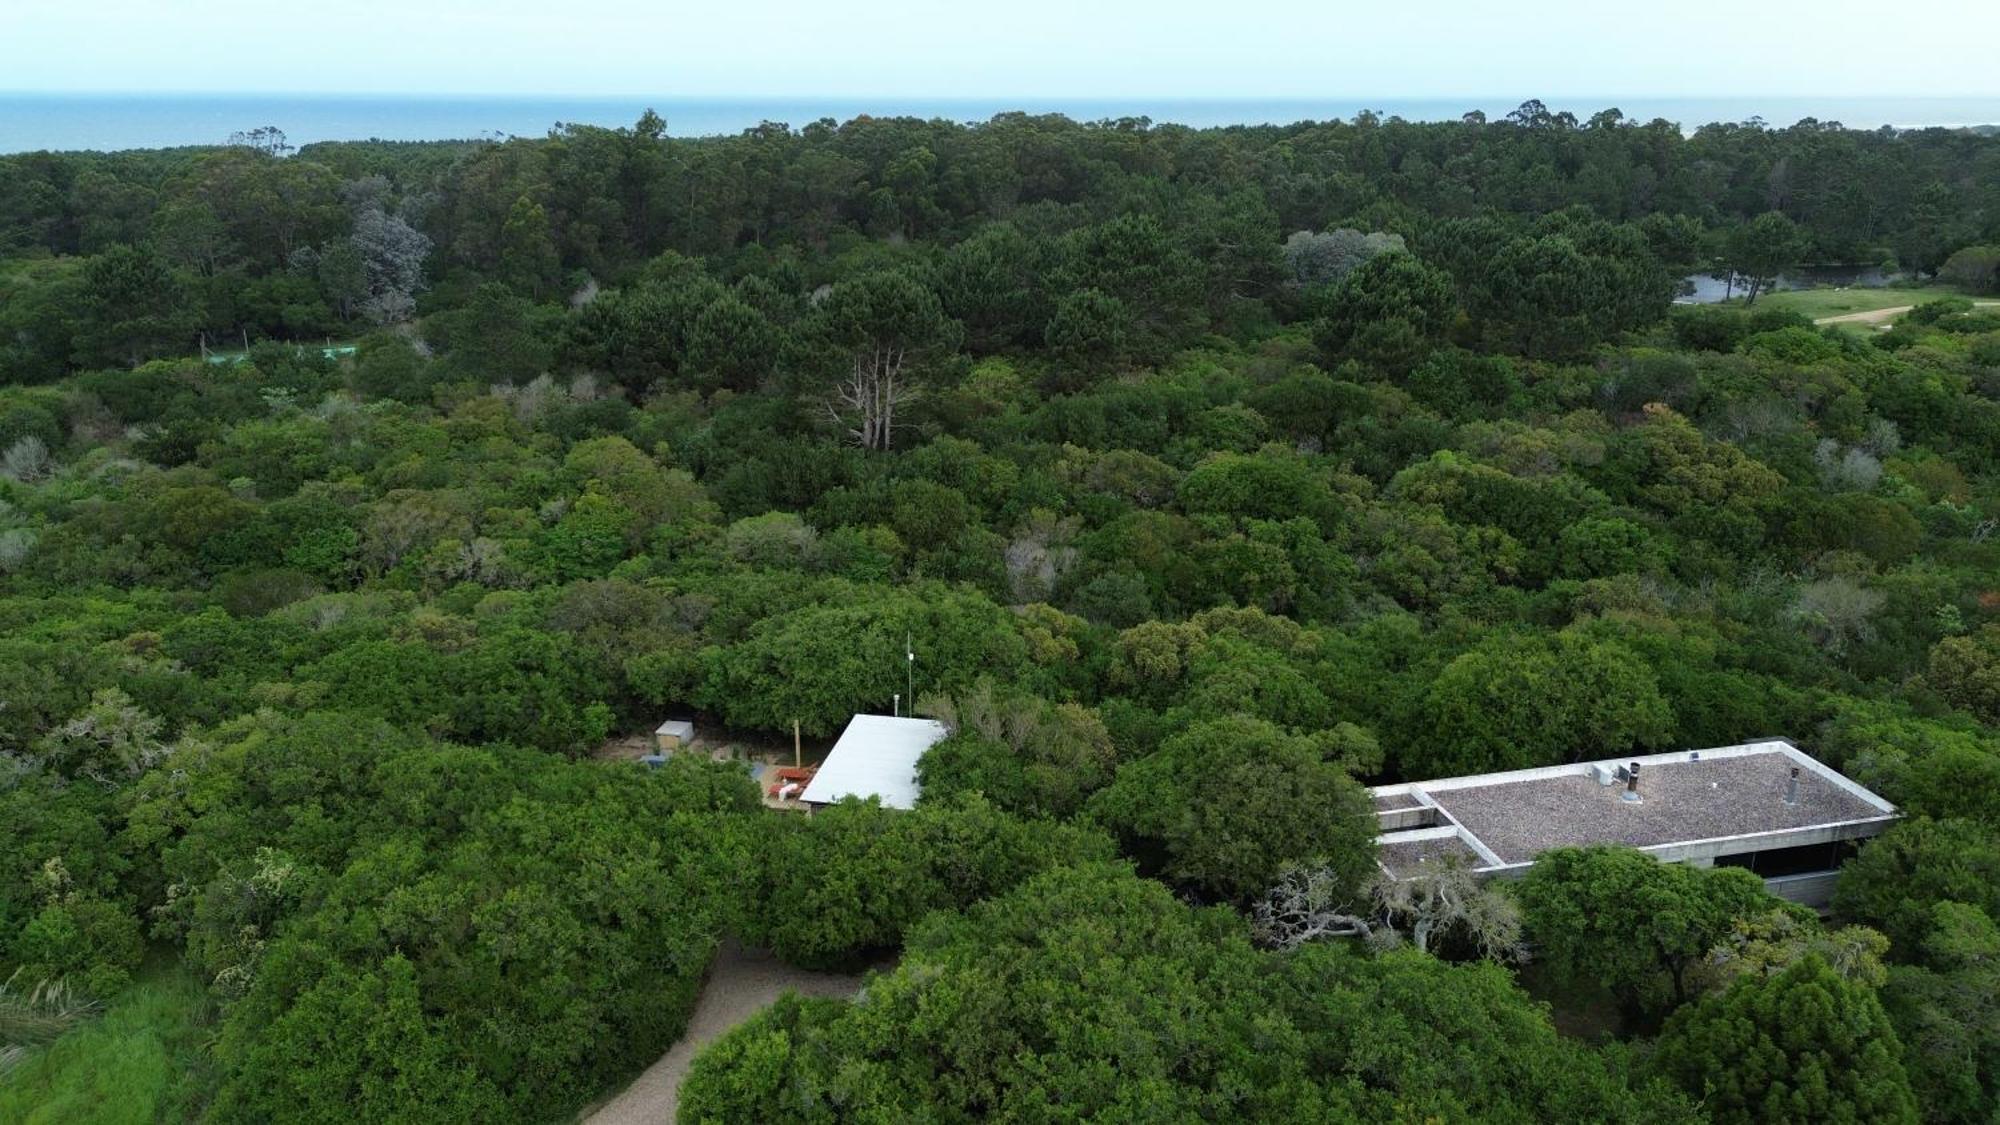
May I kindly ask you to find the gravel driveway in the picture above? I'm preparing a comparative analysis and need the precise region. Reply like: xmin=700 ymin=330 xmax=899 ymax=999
xmin=584 ymin=941 xmax=868 ymax=1125
xmin=1817 ymin=300 xmax=1999 ymax=326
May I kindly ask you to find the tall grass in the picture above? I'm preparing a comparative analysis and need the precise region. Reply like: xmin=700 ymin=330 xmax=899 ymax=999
xmin=0 ymin=974 xmax=99 ymax=1061
xmin=0 ymin=967 xmax=208 ymax=1124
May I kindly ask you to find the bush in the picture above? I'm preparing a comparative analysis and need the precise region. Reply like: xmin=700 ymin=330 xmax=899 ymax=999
xmin=1939 ymin=245 xmax=2000 ymax=294
xmin=1087 ymin=715 xmax=1376 ymax=903
xmin=1519 ymin=845 xmax=1775 ymax=1011
xmin=739 ymin=796 xmax=1114 ymax=969
xmin=1655 ymin=956 xmax=1917 ymax=1124
xmin=12 ymin=897 xmax=145 ymax=998
xmin=685 ymin=864 xmax=1692 ymax=1123
xmin=1835 ymin=817 xmax=2000 ymax=952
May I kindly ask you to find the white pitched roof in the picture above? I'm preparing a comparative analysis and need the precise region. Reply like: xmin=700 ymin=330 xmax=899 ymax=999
xmin=799 ymin=714 xmax=948 ymax=810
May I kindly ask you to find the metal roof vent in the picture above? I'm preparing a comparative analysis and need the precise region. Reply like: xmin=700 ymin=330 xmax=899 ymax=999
xmin=1784 ymin=765 xmax=1801 ymax=806
xmin=1621 ymin=761 xmax=1643 ymax=803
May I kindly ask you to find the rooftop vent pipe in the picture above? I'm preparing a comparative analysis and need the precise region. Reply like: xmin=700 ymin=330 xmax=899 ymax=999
xmin=1784 ymin=765 xmax=1800 ymax=805
xmin=1621 ymin=761 xmax=1643 ymax=803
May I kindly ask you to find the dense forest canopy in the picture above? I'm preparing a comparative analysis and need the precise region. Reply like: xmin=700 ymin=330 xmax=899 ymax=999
xmin=5 ymin=102 xmax=2000 ymax=380
xmin=2 ymin=103 xmax=2000 ymax=1122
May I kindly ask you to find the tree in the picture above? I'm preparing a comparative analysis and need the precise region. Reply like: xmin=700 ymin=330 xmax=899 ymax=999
xmin=691 ymin=583 xmax=1032 ymax=736
xmin=227 ymin=126 xmax=293 ymax=157
xmin=349 ymin=331 xmax=435 ymax=403
xmin=1416 ymin=631 xmax=1673 ymax=777
xmin=1253 ymin=856 xmax=1524 ymax=960
xmin=497 ymin=194 xmax=561 ymax=298
xmin=26 ymin=688 xmax=166 ymax=786
xmin=212 ymin=953 xmax=505 ymax=1122
xmin=152 ymin=199 xmax=233 ymax=275
xmin=1654 ymin=956 xmax=1918 ymax=1125
xmin=687 ymin=864 xmax=1317 ymax=1121
xmin=1894 ymin=183 xmax=1957 ymax=278
xmin=1275 ymin=943 xmax=1699 ymax=1124
xmin=918 ymin=683 xmax=1118 ymax=819
xmin=737 ymin=796 xmax=1113 ymax=969
xmin=1834 ymin=817 xmax=2000 ymax=952
xmin=11 ymin=887 xmax=145 ymax=998
xmin=1880 ymin=903 xmax=2000 ymax=1124
xmin=1059 ymin=213 xmax=1207 ymax=358
xmin=1087 ymin=715 xmax=1376 ymax=902
xmin=1310 ymin=251 xmax=1456 ymax=372
xmin=131 ymin=715 xmax=759 ymax=1121
xmin=561 ymin=273 xmax=720 ymax=393
xmin=1042 ymin=286 xmax=1130 ymax=379
xmin=1727 ymin=211 xmax=1807 ymax=303
xmin=1704 ymin=906 xmax=1889 ymax=991
xmin=1937 ymin=244 xmax=2000 ymax=294
xmin=313 ymin=238 xmax=368 ymax=321
xmin=347 ymin=205 xmax=430 ymax=325
xmin=807 ymin=270 xmax=961 ymax=451
xmin=426 ymin=282 xmax=554 ymax=384
xmin=686 ymin=864 xmax=1688 ymax=1124
xmin=1518 ymin=845 xmax=1775 ymax=1009
xmin=1925 ymin=625 xmax=2000 ymax=724
xmin=73 ymin=243 xmax=194 ymax=367
xmin=932 ymin=221 xmax=1053 ymax=351
xmin=684 ymin=295 xmax=780 ymax=392
xmin=1281 ymin=228 xmax=1404 ymax=288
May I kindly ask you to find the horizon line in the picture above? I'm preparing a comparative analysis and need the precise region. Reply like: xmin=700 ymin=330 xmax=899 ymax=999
xmin=7 ymin=89 xmax=2000 ymax=103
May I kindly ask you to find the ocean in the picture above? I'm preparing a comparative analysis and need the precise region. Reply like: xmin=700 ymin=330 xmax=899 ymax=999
xmin=3 ymin=94 xmax=1999 ymax=154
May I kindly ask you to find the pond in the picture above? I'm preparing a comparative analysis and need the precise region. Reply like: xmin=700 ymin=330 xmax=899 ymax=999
xmin=1676 ymin=264 xmax=1907 ymax=304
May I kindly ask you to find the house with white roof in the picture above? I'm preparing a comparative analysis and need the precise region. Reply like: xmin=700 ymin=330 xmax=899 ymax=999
xmin=799 ymin=714 xmax=949 ymax=811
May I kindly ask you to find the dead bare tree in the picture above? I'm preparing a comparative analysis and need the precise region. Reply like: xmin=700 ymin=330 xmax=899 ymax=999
xmin=826 ymin=343 xmax=915 ymax=451
xmin=1254 ymin=857 xmax=1524 ymax=961
xmin=812 ymin=271 xmax=960 ymax=451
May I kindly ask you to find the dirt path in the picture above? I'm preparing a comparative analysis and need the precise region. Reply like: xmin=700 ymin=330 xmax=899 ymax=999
xmin=583 ymin=941 xmax=867 ymax=1125
xmin=1816 ymin=300 xmax=1999 ymax=326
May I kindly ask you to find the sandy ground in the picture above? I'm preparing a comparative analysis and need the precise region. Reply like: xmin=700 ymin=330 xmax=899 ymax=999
xmin=1816 ymin=300 xmax=1999 ymax=326
xmin=583 ymin=941 xmax=868 ymax=1125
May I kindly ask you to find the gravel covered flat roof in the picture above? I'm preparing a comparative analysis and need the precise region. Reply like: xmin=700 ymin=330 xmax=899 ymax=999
xmin=1427 ymin=750 xmax=1887 ymax=864
xmin=1377 ymin=833 xmax=1483 ymax=877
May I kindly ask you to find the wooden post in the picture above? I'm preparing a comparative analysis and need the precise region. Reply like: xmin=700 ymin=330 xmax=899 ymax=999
xmin=793 ymin=720 xmax=802 ymax=768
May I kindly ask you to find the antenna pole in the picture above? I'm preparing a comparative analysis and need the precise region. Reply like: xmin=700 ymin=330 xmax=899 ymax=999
xmin=906 ymin=634 xmax=914 ymax=714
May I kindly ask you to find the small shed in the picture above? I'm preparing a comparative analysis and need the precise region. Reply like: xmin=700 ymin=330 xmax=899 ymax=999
xmin=799 ymin=714 xmax=948 ymax=811
xmin=653 ymin=719 xmax=696 ymax=753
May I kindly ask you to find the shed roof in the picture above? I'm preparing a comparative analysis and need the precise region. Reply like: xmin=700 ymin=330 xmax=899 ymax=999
xmin=655 ymin=719 xmax=695 ymax=738
xmin=799 ymin=714 xmax=948 ymax=810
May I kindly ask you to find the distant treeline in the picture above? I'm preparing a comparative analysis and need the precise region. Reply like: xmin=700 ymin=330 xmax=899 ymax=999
xmin=1 ymin=102 xmax=1997 ymax=382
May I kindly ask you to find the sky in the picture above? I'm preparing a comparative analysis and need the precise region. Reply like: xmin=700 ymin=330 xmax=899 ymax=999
xmin=5 ymin=0 xmax=1998 ymax=99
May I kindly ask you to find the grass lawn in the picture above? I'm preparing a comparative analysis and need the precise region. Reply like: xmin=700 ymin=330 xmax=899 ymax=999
xmin=1744 ymin=284 xmax=1973 ymax=321
xmin=0 ymin=964 xmax=211 ymax=1125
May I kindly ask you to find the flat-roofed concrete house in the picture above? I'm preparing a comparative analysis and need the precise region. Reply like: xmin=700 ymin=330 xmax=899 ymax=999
xmin=799 ymin=714 xmax=949 ymax=811
xmin=1369 ymin=739 xmax=1896 ymax=908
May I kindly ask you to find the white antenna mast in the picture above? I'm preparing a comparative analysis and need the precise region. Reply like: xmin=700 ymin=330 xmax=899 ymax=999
xmin=906 ymin=633 xmax=915 ymax=715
